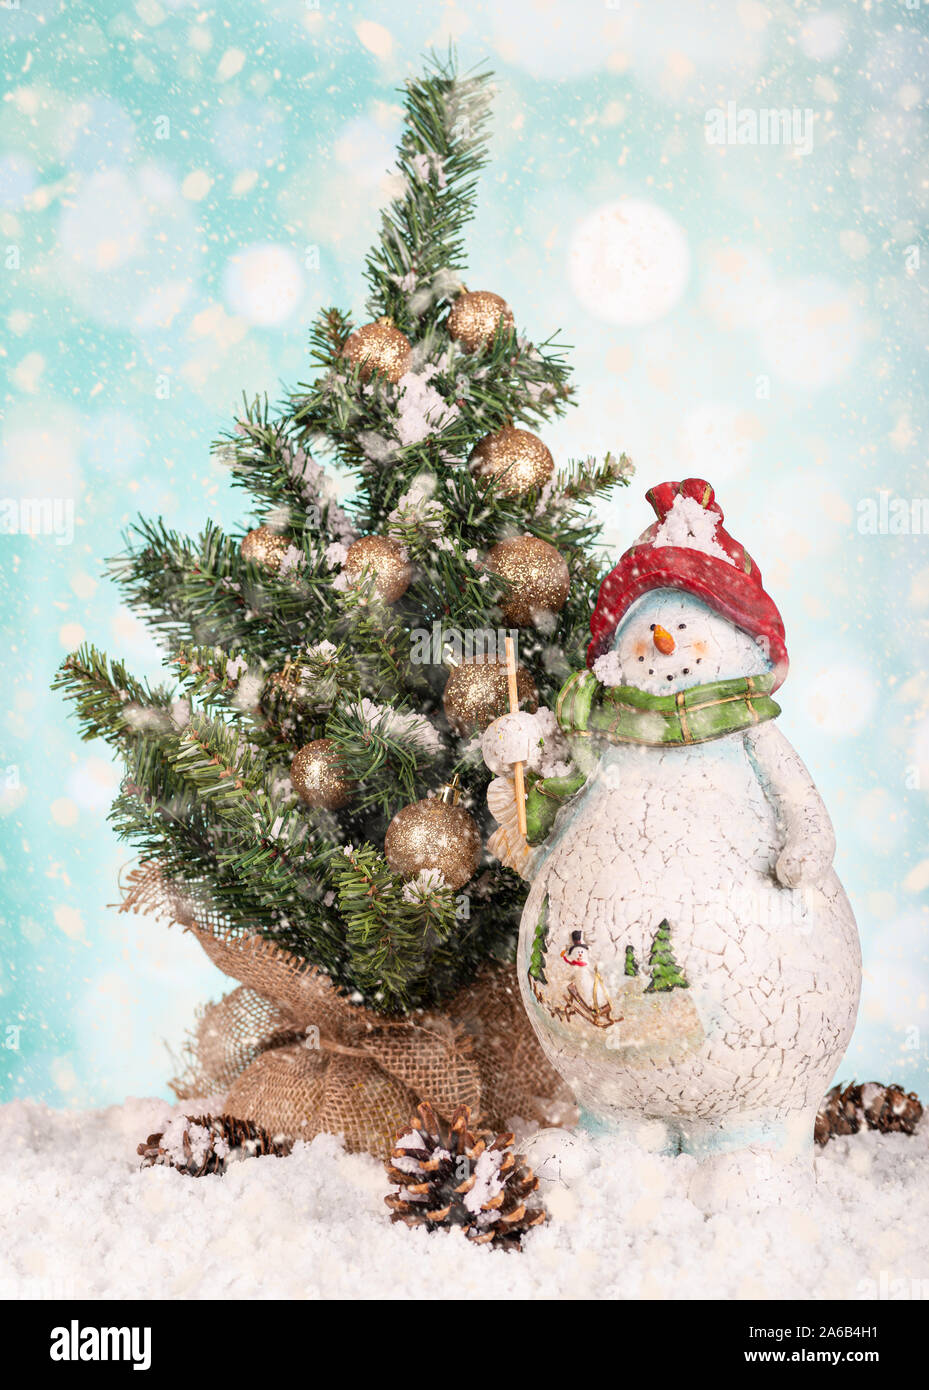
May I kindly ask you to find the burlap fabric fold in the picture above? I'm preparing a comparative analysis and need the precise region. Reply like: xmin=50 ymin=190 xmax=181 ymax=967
xmin=119 ymin=864 xmax=575 ymax=1158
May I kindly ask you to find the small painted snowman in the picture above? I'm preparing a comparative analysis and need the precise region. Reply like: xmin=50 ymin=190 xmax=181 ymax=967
xmin=483 ymin=479 xmax=861 ymax=1196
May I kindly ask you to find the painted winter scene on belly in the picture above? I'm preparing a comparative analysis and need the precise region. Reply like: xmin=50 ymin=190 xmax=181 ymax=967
xmin=527 ymin=907 xmax=707 ymax=1071
xmin=484 ymin=479 xmax=861 ymax=1161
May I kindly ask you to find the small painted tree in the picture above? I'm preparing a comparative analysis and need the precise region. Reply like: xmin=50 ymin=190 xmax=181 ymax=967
xmin=624 ymin=944 xmax=638 ymax=977
xmin=645 ymin=919 xmax=689 ymax=992
xmin=528 ymin=898 xmax=549 ymax=985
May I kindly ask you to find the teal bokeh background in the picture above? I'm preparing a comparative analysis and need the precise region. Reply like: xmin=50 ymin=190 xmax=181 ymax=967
xmin=2 ymin=0 xmax=928 ymax=1108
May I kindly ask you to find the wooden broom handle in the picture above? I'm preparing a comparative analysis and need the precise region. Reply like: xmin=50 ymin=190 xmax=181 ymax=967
xmin=504 ymin=636 xmax=529 ymax=840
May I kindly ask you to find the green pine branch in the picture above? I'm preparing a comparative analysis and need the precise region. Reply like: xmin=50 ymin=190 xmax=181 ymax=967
xmin=53 ymin=644 xmax=176 ymax=747
xmin=169 ymin=642 xmax=255 ymax=711
xmin=324 ymin=699 xmax=445 ymax=817
xmin=332 ymin=844 xmax=458 ymax=1011
xmin=291 ymin=325 xmax=573 ymax=500
xmin=111 ymin=518 xmax=343 ymax=660
xmin=362 ymin=54 xmax=494 ymax=332
xmin=553 ymin=451 xmax=635 ymax=502
xmin=215 ymin=394 xmax=356 ymax=541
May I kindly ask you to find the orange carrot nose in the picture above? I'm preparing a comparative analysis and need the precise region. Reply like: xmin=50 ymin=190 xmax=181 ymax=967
xmin=653 ymin=625 xmax=675 ymax=655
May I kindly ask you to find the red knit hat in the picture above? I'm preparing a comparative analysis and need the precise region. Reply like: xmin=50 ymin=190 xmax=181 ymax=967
xmin=588 ymin=478 xmax=788 ymax=690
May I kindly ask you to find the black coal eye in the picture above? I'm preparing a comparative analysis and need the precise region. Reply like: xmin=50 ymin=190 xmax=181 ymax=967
xmin=696 ymin=658 xmax=702 ymax=664
xmin=649 ymin=624 xmax=655 ymax=631
xmin=648 ymin=669 xmax=654 ymax=675
xmin=678 ymin=623 xmax=686 ymax=630
xmin=638 ymin=655 xmax=644 ymax=662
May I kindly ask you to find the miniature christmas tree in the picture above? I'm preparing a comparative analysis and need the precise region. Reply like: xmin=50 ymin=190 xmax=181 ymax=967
xmin=528 ymin=899 xmax=550 ymax=985
xmin=624 ymin=945 xmax=638 ymax=977
xmin=54 ymin=56 xmax=632 ymax=1019
xmin=645 ymin=920 xmax=689 ymax=993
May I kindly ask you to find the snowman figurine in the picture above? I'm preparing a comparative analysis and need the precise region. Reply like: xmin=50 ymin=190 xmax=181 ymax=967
xmin=483 ymin=479 xmax=861 ymax=1187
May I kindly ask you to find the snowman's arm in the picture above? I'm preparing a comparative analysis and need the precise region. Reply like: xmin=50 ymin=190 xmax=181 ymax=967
xmin=524 ymin=768 xmax=589 ymax=844
xmin=482 ymin=713 xmax=587 ymax=875
xmin=743 ymin=721 xmax=835 ymax=888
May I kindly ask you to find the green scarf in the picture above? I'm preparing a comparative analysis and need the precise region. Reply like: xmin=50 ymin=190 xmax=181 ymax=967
xmin=523 ymin=670 xmax=780 ymax=845
xmin=555 ymin=669 xmax=780 ymax=746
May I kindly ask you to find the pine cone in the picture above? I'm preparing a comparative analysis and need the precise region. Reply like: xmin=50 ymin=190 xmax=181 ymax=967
xmin=814 ymin=1082 xmax=923 ymax=1146
xmin=385 ymin=1102 xmax=547 ymax=1250
xmin=137 ymin=1113 xmax=291 ymax=1176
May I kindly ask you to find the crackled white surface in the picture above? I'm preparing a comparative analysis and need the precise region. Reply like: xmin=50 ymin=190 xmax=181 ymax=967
xmin=519 ymin=732 xmax=860 ymax=1146
xmin=594 ymin=592 xmax=770 ymax=694
xmin=481 ymin=708 xmax=571 ymax=777
xmin=745 ymin=721 xmax=837 ymax=890
xmin=488 ymin=589 xmax=862 ymax=1153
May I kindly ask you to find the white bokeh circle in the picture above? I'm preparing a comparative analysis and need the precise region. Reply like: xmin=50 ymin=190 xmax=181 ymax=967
xmin=334 ymin=116 xmax=401 ymax=186
xmin=701 ymin=244 xmax=777 ymax=332
xmin=864 ymin=912 xmax=929 ymax=1026
xmin=60 ymin=169 xmax=145 ymax=272
xmin=223 ymin=243 xmax=304 ymax=326
xmin=0 ymin=153 xmax=37 ymax=210
xmin=758 ymin=275 xmax=863 ymax=390
xmin=490 ymin=0 xmax=619 ymax=79
xmin=853 ymin=788 xmax=905 ymax=854
xmin=802 ymin=661 xmax=877 ymax=738
xmin=677 ymin=403 xmax=754 ymax=483
xmin=0 ymin=403 xmax=83 ymax=497
xmin=567 ymin=199 xmax=691 ymax=326
xmin=798 ymin=11 xmax=846 ymax=62
xmin=56 ymin=165 xmax=200 ymax=330
xmin=911 ymin=717 xmax=929 ymax=789
xmin=66 ymin=757 xmax=120 ymax=811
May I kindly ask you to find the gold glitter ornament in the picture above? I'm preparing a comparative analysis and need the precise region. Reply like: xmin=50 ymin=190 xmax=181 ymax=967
xmin=343 ymin=535 xmax=412 ymax=604
xmin=261 ymin=660 xmax=315 ymax=724
xmin=266 ymin=659 xmax=305 ymax=702
xmin=290 ymin=738 xmax=355 ymax=810
xmin=240 ymin=526 xmax=291 ymax=574
xmin=341 ymin=317 xmax=412 ymax=384
xmin=446 ymin=289 xmax=515 ymax=352
xmin=469 ymin=426 xmax=554 ymax=498
xmin=486 ymin=535 xmax=571 ymax=627
xmin=442 ymin=656 xmax=538 ymax=735
xmin=384 ymin=775 xmax=482 ymax=891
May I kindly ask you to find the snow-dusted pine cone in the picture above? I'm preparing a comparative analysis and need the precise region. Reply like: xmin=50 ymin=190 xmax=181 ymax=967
xmin=814 ymin=1082 xmax=923 ymax=1146
xmin=137 ymin=1113 xmax=290 ymax=1176
xmin=385 ymin=1102 xmax=546 ymax=1250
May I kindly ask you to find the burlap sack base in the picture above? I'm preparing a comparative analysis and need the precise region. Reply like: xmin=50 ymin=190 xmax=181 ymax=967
xmin=119 ymin=864 xmax=576 ymax=1159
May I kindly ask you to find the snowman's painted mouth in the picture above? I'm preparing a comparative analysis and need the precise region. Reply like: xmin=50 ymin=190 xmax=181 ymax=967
xmin=632 ymin=656 xmax=703 ymax=692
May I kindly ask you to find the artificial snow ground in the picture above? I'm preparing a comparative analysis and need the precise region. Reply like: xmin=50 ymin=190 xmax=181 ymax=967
xmin=2 ymin=1096 xmax=927 ymax=1301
